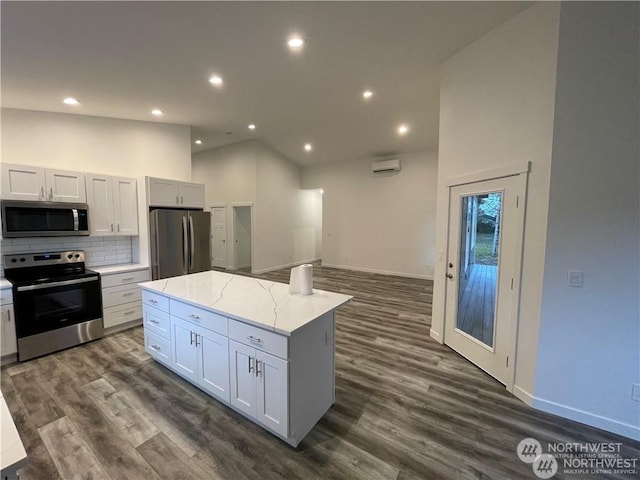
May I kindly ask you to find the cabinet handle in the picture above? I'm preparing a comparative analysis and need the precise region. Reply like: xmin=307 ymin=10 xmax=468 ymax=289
xmin=188 ymin=313 xmax=200 ymax=320
xmin=122 ymin=292 xmax=135 ymax=297
xmin=176 ymin=195 xmax=179 ymax=204
xmin=122 ymin=277 xmax=134 ymax=282
xmin=110 ymin=223 xmax=114 ymax=232
xmin=123 ymin=310 xmax=135 ymax=315
xmin=6 ymin=310 xmax=11 ymax=322
xmin=148 ymin=299 xmax=158 ymax=304
xmin=40 ymin=186 xmax=45 ymax=199
xmin=247 ymin=335 xmax=263 ymax=344
xmin=117 ymin=224 xmax=120 ymax=233
xmin=151 ymin=344 xmax=160 ymax=350
xmin=50 ymin=187 xmax=53 ymax=200
xmin=195 ymin=334 xmax=200 ymax=348
xmin=149 ymin=319 xmax=160 ymax=324
xmin=181 ymin=195 xmax=184 ymax=204
xmin=190 ymin=331 xmax=194 ymax=345
xmin=248 ymin=356 xmax=254 ymax=373
xmin=255 ymin=359 xmax=262 ymax=377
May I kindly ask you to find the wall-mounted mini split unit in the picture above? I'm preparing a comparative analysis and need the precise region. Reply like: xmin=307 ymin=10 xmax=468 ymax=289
xmin=371 ymin=158 xmax=401 ymax=173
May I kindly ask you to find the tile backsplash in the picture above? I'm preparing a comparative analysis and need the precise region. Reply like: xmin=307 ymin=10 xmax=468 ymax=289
xmin=0 ymin=236 xmax=133 ymax=276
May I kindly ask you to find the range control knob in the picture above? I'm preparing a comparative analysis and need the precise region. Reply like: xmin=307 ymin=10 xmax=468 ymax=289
xmin=19 ymin=257 xmax=26 ymax=262
xmin=67 ymin=254 xmax=73 ymax=259
xmin=75 ymin=254 xmax=80 ymax=259
xmin=10 ymin=258 xmax=17 ymax=263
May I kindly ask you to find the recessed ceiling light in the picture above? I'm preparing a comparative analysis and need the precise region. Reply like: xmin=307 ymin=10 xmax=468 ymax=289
xmin=209 ymin=75 xmax=223 ymax=86
xmin=397 ymin=124 xmax=409 ymax=136
xmin=304 ymin=143 xmax=312 ymax=152
xmin=248 ymin=124 xmax=256 ymax=130
xmin=362 ymin=90 xmax=373 ymax=99
xmin=63 ymin=97 xmax=80 ymax=105
xmin=287 ymin=36 xmax=305 ymax=49
xmin=194 ymin=140 xmax=203 ymax=145
xmin=151 ymin=109 xmax=163 ymax=116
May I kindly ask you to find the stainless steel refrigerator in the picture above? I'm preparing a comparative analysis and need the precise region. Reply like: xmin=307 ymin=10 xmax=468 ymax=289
xmin=149 ymin=209 xmax=211 ymax=280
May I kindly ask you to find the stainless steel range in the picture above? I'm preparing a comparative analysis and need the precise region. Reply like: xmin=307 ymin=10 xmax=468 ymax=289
xmin=3 ymin=251 xmax=103 ymax=361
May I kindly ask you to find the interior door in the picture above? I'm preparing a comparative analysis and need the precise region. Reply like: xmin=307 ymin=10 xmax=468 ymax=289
xmin=211 ymin=207 xmax=227 ymax=268
xmin=444 ymin=174 xmax=524 ymax=385
xmin=187 ymin=211 xmax=211 ymax=273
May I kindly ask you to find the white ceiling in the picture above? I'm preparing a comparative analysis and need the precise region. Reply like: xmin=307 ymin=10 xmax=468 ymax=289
xmin=1 ymin=1 xmax=531 ymax=167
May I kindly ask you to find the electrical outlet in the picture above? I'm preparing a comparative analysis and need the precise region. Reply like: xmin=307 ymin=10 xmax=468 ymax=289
xmin=632 ymin=384 xmax=640 ymax=402
xmin=567 ymin=270 xmax=584 ymax=287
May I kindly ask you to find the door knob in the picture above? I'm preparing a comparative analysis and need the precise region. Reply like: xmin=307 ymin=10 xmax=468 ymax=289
xmin=446 ymin=273 xmax=454 ymax=279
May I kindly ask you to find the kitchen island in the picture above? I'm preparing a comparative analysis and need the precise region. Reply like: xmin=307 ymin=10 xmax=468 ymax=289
xmin=139 ymin=270 xmax=352 ymax=447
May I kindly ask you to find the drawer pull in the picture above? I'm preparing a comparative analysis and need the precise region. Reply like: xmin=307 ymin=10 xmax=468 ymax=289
xmin=151 ymin=344 xmax=160 ymax=350
xmin=247 ymin=335 xmax=263 ymax=344
xmin=123 ymin=310 xmax=136 ymax=315
xmin=122 ymin=277 xmax=134 ymax=282
xmin=148 ymin=299 xmax=158 ymax=304
xmin=122 ymin=292 xmax=135 ymax=297
xmin=149 ymin=319 xmax=160 ymax=324
xmin=188 ymin=313 xmax=200 ymax=320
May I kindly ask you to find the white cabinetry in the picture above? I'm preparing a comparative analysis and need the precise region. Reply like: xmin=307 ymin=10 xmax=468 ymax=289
xmin=147 ymin=177 xmax=205 ymax=209
xmin=101 ymin=269 xmax=149 ymax=330
xmin=0 ymin=287 xmax=16 ymax=360
xmin=86 ymin=174 xmax=139 ymax=236
xmin=1 ymin=163 xmax=86 ymax=203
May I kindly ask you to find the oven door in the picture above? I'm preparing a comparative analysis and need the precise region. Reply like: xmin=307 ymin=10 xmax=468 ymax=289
xmin=13 ymin=275 xmax=102 ymax=339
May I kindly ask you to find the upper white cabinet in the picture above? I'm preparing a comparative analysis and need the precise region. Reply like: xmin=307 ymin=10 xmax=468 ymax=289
xmin=147 ymin=177 xmax=205 ymax=209
xmin=1 ymin=163 xmax=86 ymax=203
xmin=86 ymin=174 xmax=138 ymax=236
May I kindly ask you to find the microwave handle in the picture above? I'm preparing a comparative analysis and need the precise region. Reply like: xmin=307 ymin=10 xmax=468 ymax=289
xmin=72 ymin=209 xmax=79 ymax=231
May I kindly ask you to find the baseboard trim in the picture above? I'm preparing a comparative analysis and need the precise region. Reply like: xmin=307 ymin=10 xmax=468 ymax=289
xmin=514 ymin=386 xmax=639 ymax=441
xmin=429 ymin=329 xmax=442 ymax=344
xmin=321 ymin=263 xmax=433 ymax=280
xmin=253 ymin=257 xmax=322 ymax=275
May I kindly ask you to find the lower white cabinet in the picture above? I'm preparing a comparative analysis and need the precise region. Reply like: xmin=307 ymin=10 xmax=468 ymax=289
xmin=229 ymin=339 xmax=288 ymax=437
xmin=1 ymin=303 xmax=17 ymax=358
xmin=171 ymin=316 xmax=230 ymax=402
xmin=100 ymin=269 xmax=149 ymax=330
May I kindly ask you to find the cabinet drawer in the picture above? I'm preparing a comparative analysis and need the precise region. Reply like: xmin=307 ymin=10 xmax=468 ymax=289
xmin=170 ymin=299 xmax=227 ymax=336
xmin=145 ymin=330 xmax=171 ymax=364
xmin=104 ymin=303 xmax=142 ymax=329
xmin=143 ymin=306 xmax=170 ymax=340
xmin=228 ymin=319 xmax=288 ymax=360
xmin=142 ymin=290 xmax=169 ymax=312
xmin=0 ymin=288 xmax=12 ymax=306
xmin=101 ymin=269 xmax=150 ymax=288
xmin=102 ymin=284 xmax=141 ymax=308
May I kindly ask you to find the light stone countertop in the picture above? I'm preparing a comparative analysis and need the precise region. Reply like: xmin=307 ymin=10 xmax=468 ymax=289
xmin=90 ymin=263 xmax=149 ymax=275
xmin=0 ymin=391 xmax=27 ymax=476
xmin=140 ymin=270 xmax=353 ymax=336
xmin=0 ymin=279 xmax=11 ymax=289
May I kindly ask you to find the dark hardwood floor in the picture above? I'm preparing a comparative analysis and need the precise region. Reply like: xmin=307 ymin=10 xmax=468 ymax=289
xmin=1 ymin=265 xmax=638 ymax=479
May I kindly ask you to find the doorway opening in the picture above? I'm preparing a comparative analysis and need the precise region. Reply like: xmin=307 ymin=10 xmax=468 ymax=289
xmin=233 ymin=205 xmax=252 ymax=272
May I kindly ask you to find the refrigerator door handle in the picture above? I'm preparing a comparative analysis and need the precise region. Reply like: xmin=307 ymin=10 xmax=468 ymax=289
xmin=189 ymin=215 xmax=195 ymax=271
xmin=182 ymin=216 xmax=189 ymax=273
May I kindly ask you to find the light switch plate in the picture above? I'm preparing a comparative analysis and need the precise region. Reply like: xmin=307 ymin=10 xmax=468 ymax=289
xmin=567 ymin=270 xmax=584 ymax=287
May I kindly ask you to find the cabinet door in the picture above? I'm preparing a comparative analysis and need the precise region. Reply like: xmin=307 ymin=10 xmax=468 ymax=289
xmin=229 ymin=340 xmax=256 ymax=417
xmin=179 ymin=183 xmax=205 ymax=208
xmin=148 ymin=178 xmax=179 ymax=207
xmin=1 ymin=305 xmax=17 ymax=357
xmin=171 ymin=317 xmax=198 ymax=382
xmin=1 ymin=163 xmax=46 ymax=201
xmin=198 ymin=328 xmax=230 ymax=402
xmin=85 ymin=174 xmax=115 ymax=235
xmin=255 ymin=351 xmax=288 ymax=437
xmin=113 ymin=177 xmax=139 ymax=235
xmin=46 ymin=168 xmax=86 ymax=203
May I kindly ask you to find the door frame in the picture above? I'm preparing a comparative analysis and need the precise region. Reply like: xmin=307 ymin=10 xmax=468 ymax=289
xmin=230 ymin=202 xmax=254 ymax=273
xmin=210 ymin=203 xmax=228 ymax=268
xmin=442 ymin=162 xmax=529 ymax=393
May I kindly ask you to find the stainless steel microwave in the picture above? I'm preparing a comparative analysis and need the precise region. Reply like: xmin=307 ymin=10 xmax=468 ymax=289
xmin=1 ymin=200 xmax=89 ymax=237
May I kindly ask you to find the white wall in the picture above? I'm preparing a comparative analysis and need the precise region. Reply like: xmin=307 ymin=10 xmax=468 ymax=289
xmin=0 ymin=108 xmax=192 ymax=267
xmin=302 ymin=151 xmax=438 ymax=279
xmin=535 ymin=2 xmax=639 ymax=439
xmin=192 ymin=140 xmax=321 ymax=273
xmin=432 ymin=3 xmax=561 ymax=401
xmin=254 ymin=142 xmax=321 ymax=273
xmin=1 ymin=108 xmax=192 ymax=180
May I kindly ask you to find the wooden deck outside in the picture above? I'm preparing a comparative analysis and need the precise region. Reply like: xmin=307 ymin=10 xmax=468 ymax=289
xmin=457 ymin=263 xmax=497 ymax=347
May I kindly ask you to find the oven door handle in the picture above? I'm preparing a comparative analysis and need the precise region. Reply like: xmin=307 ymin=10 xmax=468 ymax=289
xmin=72 ymin=209 xmax=79 ymax=231
xmin=16 ymin=276 xmax=99 ymax=292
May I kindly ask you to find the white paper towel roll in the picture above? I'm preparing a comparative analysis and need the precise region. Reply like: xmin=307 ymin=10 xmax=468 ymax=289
xmin=288 ymin=264 xmax=314 ymax=295
xmin=299 ymin=264 xmax=313 ymax=295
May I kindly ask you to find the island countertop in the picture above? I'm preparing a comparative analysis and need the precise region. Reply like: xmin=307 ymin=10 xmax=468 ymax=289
xmin=139 ymin=270 xmax=352 ymax=336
